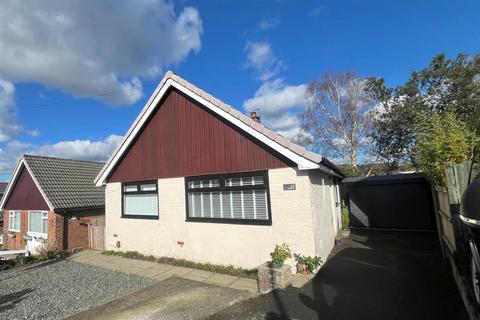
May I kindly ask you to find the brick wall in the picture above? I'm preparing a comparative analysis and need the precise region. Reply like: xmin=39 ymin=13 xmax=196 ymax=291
xmin=65 ymin=209 xmax=104 ymax=251
xmin=3 ymin=209 xmax=28 ymax=249
xmin=2 ymin=208 xmax=104 ymax=252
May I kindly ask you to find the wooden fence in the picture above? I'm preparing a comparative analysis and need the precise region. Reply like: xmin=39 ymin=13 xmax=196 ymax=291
xmin=432 ymin=161 xmax=477 ymax=259
xmin=433 ymin=186 xmax=456 ymax=255
xmin=433 ymin=161 xmax=480 ymax=319
xmin=88 ymin=225 xmax=105 ymax=250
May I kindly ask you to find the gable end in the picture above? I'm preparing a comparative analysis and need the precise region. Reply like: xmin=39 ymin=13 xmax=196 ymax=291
xmin=107 ymin=88 xmax=295 ymax=182
xmin=3 ymin=164 xmax=50 ymax=210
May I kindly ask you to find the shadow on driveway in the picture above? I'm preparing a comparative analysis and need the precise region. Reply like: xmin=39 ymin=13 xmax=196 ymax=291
xmin=0 ymin=289 xmax=34 ymax=312
xmin=209 ymin=229 xmax=468 ymax=320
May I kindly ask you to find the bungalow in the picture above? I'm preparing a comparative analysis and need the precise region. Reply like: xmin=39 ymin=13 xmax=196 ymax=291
xmin=0 ymin=155 xmax=105 ymax=253
xmin=95 ymin=71 xmax=344 ymax=271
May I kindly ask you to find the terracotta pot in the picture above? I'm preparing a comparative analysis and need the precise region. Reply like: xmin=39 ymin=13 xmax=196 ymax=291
xmin=296 ymin=263 xmax=309 ymax=274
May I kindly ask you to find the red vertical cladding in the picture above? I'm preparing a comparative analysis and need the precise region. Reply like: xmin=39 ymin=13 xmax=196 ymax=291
xmin=108 ymin=88 xmax=294 ymax=182
xmin=4 ymin=166 xmax=49 ymax=210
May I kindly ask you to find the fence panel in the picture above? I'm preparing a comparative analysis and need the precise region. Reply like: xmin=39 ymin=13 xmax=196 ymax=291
xmin=88 ymin=225 xmax=105 ymax=251
xmin=434 ymin=187 xmax=456 ymax=254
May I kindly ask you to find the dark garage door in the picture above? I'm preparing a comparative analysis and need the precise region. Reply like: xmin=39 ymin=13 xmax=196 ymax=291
xmin=343 ymin=174 xmax=435 ymax=229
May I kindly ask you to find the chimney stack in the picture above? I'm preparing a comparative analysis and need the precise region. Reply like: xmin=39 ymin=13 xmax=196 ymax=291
xmin=250 ymin=111 xmax=261 ymax=123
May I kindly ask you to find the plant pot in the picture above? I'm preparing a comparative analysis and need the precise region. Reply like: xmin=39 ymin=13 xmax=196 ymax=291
xmin=339 ymin=228 xmax=351 ymax=238
xmin=257 ymin=261 xmax=292 ymax=294
xmin=296 ymin=263 xmax=309 ymax=274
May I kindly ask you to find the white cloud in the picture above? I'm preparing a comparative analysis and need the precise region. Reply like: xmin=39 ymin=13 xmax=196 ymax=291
xmin=35 ymin=134 xmax=123 ymax=162
xmin=0 ymin=1 xmax=203 ymax=105
xmin=244 ymin=41 xmax=285 ymax=81
xmin=258 ymin=17 xmax=280 ymax=30
xmin=0 ymin=79 xmax=22 ymax=142
xmin=0 ymin=135 xmax=122 ymax=176
xmin=243 ymin=79 xmax=307 ymax=139
xmin=0 ymin=140 xmax=33 ymax=174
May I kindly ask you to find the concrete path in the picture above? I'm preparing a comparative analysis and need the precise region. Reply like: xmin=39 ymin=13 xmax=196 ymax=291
xmin=68 ymin=250 xmax=258 ymax=294
xmin=66 ymin=276 xmax=250 ymax=320
xmin=208 ymin=229 xmax=469 ymax=320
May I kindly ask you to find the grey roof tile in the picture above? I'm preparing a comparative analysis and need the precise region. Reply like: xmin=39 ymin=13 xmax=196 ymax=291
xmin=23 ymin=155 xmax=104 ymax=210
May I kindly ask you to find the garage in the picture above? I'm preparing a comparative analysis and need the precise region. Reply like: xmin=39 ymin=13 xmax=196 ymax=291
xmin=343 ymin=173 xmax=436 ymax=230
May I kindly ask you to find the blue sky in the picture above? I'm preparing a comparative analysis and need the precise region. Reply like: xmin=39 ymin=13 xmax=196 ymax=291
xmin=0 ymin=0 xmax=478 ymax=180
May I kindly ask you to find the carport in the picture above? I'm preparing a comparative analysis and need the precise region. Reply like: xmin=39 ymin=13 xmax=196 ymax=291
xmin=343 ymin=173 xmax=436 ymax=229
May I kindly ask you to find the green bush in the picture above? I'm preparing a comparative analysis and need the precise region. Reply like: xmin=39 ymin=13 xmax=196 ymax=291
xmin=341 ymin=202 xmax=350 ymax=229
xmin=270 ymin=243 xmax=292 ymax=267
xmin=415 ymin=111 xmax=478 ymax=186
xmin=295 ymin=254 xmax=323 ymax=273
xmin=35 ymin=242 xmax=65 ymax=262
xmin=102 ymin=250 xmax=257 ymax=279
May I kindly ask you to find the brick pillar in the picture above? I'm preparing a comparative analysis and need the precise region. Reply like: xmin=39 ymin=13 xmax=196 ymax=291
xmin=48 ymin=211 xmax=64 ymax=250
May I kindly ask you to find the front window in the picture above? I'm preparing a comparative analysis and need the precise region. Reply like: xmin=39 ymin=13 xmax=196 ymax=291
xmin=8 ymin=210 xmax=20 ymax=232
xmin=122 ymin=181 xmax=159 ymax=219
xmin=186 ymin=171 xmax=271 ymax=225
xmin=28 ymin=211 xmax=48 ymax=236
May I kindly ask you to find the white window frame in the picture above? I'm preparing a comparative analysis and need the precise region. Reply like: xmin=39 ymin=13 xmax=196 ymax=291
xmin=8 ymin=210 xmax=21 ymax=232
xmin=27 ymin=210 xmax=49 ymax=238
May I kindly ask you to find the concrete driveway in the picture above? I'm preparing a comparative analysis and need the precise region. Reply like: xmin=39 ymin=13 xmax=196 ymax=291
xmin=67 ymin=276 xmax=250 ymax=320
xmin=209 ymin=229 xmax=468 ymax=320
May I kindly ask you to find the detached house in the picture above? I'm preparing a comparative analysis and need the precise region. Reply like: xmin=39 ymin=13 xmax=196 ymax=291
xmin=1 ymin=155 xmax=105 ymax=253
xmin=95 ymin=71 xmax=344 ymax=270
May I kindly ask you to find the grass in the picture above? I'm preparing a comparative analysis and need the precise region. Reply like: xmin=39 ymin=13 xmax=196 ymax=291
xmin=102 ymin=250 xmax=258 ymax=279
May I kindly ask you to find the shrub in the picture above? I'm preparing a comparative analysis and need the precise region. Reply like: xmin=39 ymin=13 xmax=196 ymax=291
xmin=295 ymin=254 xmax=323 ymax=273
xmin=341 ymin=202 xmax=350 ymax=228
xmin=0 ymin=259 xmax=15 ymax=271
xmin=270 ymin=243 xmax=292 ymax=267
xmin=415 ymin=111 xmax=478 ymax=186
xmin=35 ymin=241 xmax=65 ymax=262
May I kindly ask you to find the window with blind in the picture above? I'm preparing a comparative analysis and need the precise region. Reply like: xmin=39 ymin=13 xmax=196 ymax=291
xmin=185 ymin=171 xmax=271 ymax=225
xmin=122 ymin=181 xmax=159 ymax=219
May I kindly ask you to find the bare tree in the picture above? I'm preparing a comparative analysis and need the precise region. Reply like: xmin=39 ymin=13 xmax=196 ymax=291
xmin=300 ymin=72 xmax=376 ymax=172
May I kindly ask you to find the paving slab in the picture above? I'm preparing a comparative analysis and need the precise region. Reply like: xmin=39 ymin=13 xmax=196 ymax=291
xmin=162 ymin=266 xmax=195 ymax=276
xmin=230 ymin=277 xmax=258 ymax=293
xmin=188 ymin=269 xmax=215 ymax=279
xmin=69 ymin=251 xmax=259 ymax=294
xmin=66 ymin=276 xmax=251 ymax=320
xmin=205 ymin=273 xmax=239 ymax=286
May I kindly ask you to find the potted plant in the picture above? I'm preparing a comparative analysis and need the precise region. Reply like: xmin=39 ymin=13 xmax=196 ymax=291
xmin=294 ymin=254 xmax=308 ymax=274
xmin=270 ymin=243 xmax=292 ymax=268
xmin=339 ymin=201 xmax=351 ymax=238
xmin=257 ymin=243 xmax=293 ymax=293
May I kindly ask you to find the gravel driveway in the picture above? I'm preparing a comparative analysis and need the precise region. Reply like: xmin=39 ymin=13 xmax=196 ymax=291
xmin=0 ymin=259 xmax=156 ymax=320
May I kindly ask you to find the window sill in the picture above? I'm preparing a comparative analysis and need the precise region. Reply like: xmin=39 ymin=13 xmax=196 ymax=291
xmin=27 ymin=232 xmax=48 ymax=239
xmin=7 ymin=229 xmax=20 ymax=233
xmin=186 ymin=217 xmax=272 ymax=226
xmin=121 ymin=214 xmax=159 ymax=220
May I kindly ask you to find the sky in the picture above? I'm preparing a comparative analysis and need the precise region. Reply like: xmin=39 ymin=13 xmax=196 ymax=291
xmin=0 ymin=0 xmax=478 ymax=180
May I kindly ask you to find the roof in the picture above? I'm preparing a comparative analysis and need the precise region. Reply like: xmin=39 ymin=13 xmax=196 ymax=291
xmin=0 ymin=155 xmax=105 ymax=211
xmin=343 ymin=173 xmax=426 ymax=185
xmin=0 ymin=182 xmax=8 ymax=194
xmin=95 ymin=71 xmax=343 ymax=186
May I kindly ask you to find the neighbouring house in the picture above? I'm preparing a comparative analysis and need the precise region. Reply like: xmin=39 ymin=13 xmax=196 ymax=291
xmin=0 ymin=182 xmax=8 ymax=201
xmin=95 ymin=71 xmax=344 ymax=271
xmin=0 ymin=155 xmax=105 ymax=253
